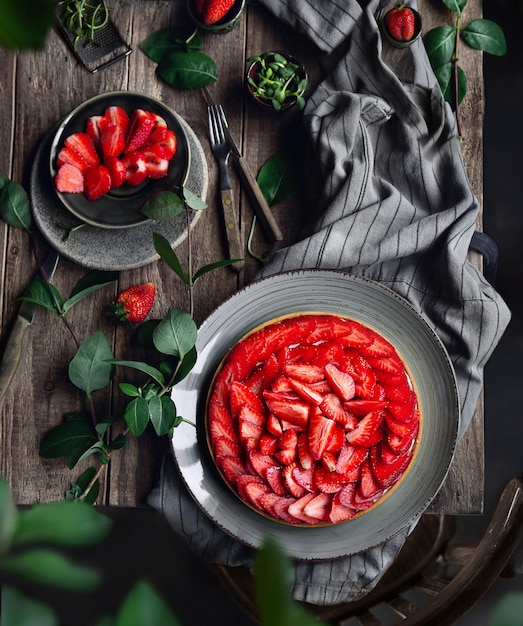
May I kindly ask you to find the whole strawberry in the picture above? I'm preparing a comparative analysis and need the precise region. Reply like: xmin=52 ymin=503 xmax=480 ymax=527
xmin=385 ymin=3 xmax=416 ymax=42
xmin=194 ymin=0 xmax=235 ymax=25
xmin=109 ymin=283 xmax=156 ymax=324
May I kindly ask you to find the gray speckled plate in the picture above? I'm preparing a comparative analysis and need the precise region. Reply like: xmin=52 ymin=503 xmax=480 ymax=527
xmin=31 ymin=106 xmax=207 ymax=271
xmin=170 ymin=270 xmax=460 ymax=561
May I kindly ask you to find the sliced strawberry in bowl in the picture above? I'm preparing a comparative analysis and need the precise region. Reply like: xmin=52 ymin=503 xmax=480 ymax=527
xmin=64 ymin=132 xmax=100 ymax=169
xmin=141 ymin=145 xmax=170 ymax=180
xmin=83 ymin=165 xmax=112 ymax=201
xmin=146 ymin=127 xmax=177 ymax=159
xmin=125 ymin=108 xmax=156 ymax=153
xmin=122 ymin=151 xmax=148 ymax=187
xmin=100 ymin=124 xmax=126 ymax=159
xmin=55 ymin=163 xmax=84 ymax=194
xmin=104 ymin=156 xmax=126 ymax=189
xmin=104 ymin=105 xmax=130 ymax=135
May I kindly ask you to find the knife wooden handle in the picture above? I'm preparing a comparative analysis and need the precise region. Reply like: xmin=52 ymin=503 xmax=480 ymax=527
xmin=0 ymin=316 xmax=31 ymax=401
xmin=220 ymin=188 xmax=245 ymax=271
xmin=234 ymin=156 xmax=283 ymax=242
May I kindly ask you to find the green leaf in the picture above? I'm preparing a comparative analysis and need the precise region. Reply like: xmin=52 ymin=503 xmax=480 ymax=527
xmin=254 ymin=537 xmax=325 ymax=626
xmin=13 ymin=501 xmax=112 ymax=548
xmin=461 ymin=19 xmax=507 ymax=56
xmin=0 ymin=476 xmax=18 ymax=556
xmin=119 ymin=382 xmax=141 ymax=397
xmin=174 ymin=346 xmax=198 ymax=384
xmin=142 ymin=190 xmax=185 ymax=220
xmin=0 ymin=549 xmax=101 ymax=591
xmin=153 ymin=309 xmax=197 ymax=359
xmin=0 ymin=586 xmax=58 ymax=626
xmin=442 ymin=0 xmax=467 ymax=14
xmin=107 ymin=433 xmax=128 ymax=451
xmin=39 ymin=413 xmax=98 ymax=469
xmin=0 ymin=179 xmax=31 ymax=230
xmin=17 ymin=278 xmax=64 ymax=315
xmin=114 ymin=579 xmax=181 ymax=626
xmin=66 ymin=467 xmax=100 ymax=504
xmin=0 ymin=0 xmax=55 ymax=49
xmin=148 ymin=395 xmax=177 ymax=436
xmin=108 ymin=359 xmax=165 ymax=386
xmin=153 ymin=233 xmax=189 ymax=283
xmin=423 ymin=25 xmax=456 ymax=68
xmin=434 ymin=62 xmax=467 ymax=107
xmin=136 ymin=319 xmax=162 ymax=350
xmin=157 ymin=50 xmax=218 ymax=90
xmin=75 ymin=441 xmax=110 ymax=465
xmin=68 ymin=332 xmax=114 ymax=397
xmin=139 ymin=26 xmax=202 ymax=62
xmin=183 ymin=187 xmax=207 ymax=210
xmin=192 ymin=258 xmax=244 ymax=281
xmin=63 ymin=270 xmax=118 ymax=312
xmin=257 ymin=151 xmax=298 ymax=206
xmin=70 ymin=271 xmax=119 ymax=297
xmin=124 ymin=396 xmax=150 ymax=436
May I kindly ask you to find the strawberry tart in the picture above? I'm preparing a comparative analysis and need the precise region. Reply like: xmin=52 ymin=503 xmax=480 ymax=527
xmin=207 ymin=313 xmax=420 ymax=526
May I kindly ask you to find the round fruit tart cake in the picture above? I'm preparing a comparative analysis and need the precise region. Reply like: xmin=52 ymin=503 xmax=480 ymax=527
xmin=206 ymin=313 xmax=420 ymax=526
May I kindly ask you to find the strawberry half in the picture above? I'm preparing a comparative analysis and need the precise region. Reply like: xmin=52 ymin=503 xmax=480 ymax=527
xmin=100 ymin=124 xmax=126 ymax=159
xmin=146 ymin=127 xmax=177 ymax=160
xmin=104 ymin=156 xmax=126 ymax=188
xmin=83 ymin=164 xmax=112 ymax=201
xmin=325 ymin=363 xmax=356 ymax=400
xmin=57 ymin=146 xmax=91 ymax=173
xmin=64 ymin=132 xmax=100 ymax=169
xmin=263 ymin=391 xmax=310 ymax=429
xmin=55 ymin=163 xmax=84 ymax=194
xmin=105 ymin=105 xmax=130 ymax=135
xmin=125 ymin=109 xmax=156 ymax=153
xmin=122 ymin=151 xmax=148 ymax=186
xmin=346 ymin=410 xmax=384 ymax=447
xmin=308 ymin=411 xmax=338 ymax=460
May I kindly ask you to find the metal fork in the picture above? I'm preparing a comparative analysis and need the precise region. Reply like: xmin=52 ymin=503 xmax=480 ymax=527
xmin=208 ymin=105 xmax=244 ymax=271
xmin=204 ymin=87 xmax=283 ymax=242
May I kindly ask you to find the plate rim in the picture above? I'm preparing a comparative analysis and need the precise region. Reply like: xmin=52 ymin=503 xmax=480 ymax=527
xmin=170 ymin=269 xmax=461 ymax=560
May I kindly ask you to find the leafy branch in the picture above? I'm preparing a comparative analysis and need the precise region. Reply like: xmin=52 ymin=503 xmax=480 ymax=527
xmin=423 ymin=0 xmax=506 ymax=139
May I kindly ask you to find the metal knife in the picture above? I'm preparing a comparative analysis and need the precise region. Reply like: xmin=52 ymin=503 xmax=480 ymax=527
xmin=204 ymin=88 xmax=283 ymax=243
xmin=0 ymin=250 xmax=60 ymax=400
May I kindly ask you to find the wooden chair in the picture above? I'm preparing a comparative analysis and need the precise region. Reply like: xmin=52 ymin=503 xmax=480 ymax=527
xmin=212 ymin=476 xmax=523 ymax=625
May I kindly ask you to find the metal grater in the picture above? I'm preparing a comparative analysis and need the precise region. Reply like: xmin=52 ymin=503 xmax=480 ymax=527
xmin=56 ymin=0 xmax=132 ymax=73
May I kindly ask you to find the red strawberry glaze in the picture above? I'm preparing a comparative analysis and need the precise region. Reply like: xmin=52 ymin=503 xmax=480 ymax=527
xmin=207 ymin=313 xmax=421 ymax=526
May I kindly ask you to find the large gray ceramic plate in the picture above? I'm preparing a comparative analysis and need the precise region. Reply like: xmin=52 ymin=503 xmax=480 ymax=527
xmin=49 ymin=91 xmax=190 ymax=229
xmin=170 ymin=270 xmax=460 ymax=560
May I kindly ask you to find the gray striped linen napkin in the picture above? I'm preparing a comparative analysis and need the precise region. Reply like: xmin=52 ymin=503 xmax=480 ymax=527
xmin=148 ymin=0 xmax=511 ymax=605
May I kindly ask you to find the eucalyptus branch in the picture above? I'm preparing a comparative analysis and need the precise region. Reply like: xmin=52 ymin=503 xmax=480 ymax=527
xmin=423 ymin=0 xmax=507 ymax=141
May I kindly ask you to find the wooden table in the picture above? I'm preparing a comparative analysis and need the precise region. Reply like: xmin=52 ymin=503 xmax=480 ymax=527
xmin=0 ymin=0 xmax=484 ymax=515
